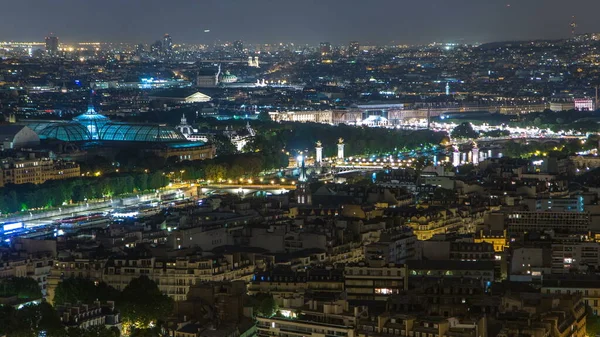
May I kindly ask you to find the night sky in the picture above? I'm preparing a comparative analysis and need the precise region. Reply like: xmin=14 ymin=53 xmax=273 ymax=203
xmin=1 ymin=0 xmax=598 ymax=44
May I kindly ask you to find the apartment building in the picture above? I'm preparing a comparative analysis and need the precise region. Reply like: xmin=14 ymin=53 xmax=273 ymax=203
xmin=257 ymin=299 xmax=363 ymax=337
xmin=551 ymin=241 xmax=600 ymax=274
xmin=364 ymin=228 xmax=417 ymax=265
xmin=56 ymin=301 xmax=120 ymax=331
xmin=499 ymin=292 xmax=586 ymax=337
xmin=404 ymin=208 xmax=463 ymax=241
xmin=407 ymin=260 xmax=495 ymax=283
xmin=358 ymin=314 xmax=487 ymax=337
xmin=248 ymin=266 xmax=344 ymax=303
xmin=0 ymin=157 xmax=80 ymax=186
xmin=103 ymin=253 xmax=257 ymax=301
xmin=344 ymin=261 xmax=408 ymax=301
xmin=48 ymin=252 xmax=258 ymax=303
xmin=505 ymin=211 xmax=590 ymax=235
xmin=542 ymin=275 xmax=600 ymax=315
xmin=269 ymin=110 xmax=334 ymax=124
xmin=474 ymin=230 xmax=508 ymax=253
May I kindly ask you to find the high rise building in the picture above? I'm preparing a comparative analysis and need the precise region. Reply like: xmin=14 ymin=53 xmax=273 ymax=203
xmin=349 ymin=41 xmax=360 ymax=57
xmin=233 ymin=40 xmax=244 ymax=54
xmin=162 ymin=34 xmax=173 ymax=56
xmin=135 ymin=43 xmax=145 ymax=55
xmin=151 ymin=40 xmax=162 ymax=57
xmin=320 ymin=42 xmax=332 ymax=57
xmin=45 ymin=35 xmax=59 ymax=56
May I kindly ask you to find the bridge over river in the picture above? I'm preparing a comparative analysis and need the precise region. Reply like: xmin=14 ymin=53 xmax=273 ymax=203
xmin=200 ymin=184 xmax=295 ymax=197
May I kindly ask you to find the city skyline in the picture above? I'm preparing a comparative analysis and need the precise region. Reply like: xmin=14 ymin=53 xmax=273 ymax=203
xmin=2 ymin=0 xmax=600 ymax=45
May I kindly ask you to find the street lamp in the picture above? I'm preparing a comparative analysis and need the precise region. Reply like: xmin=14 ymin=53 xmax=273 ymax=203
xmin=180 ymin=170 xmax=185 ymax=182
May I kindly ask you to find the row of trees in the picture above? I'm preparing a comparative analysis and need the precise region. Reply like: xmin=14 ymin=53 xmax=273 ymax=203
xmin=502 ymin=137 xmax=596 ymax=159
xmin=248 ymin=122 xmax=447 ymax=157
xmin=201 ymin=153 xmax=288 ymax=181
xmin=481 ymin=129 xmax=510 ymax=138
xmin=0 ymin=171 xmax=170 ymax=214
xmin=0 ymin=277 xmax=42 ymax=300
xmin=517 ymin=109 xmax=600 ymax=133
xmin=442 ymin=110 xmax=600 ymax=135
xmin=451 ymin=122 xmax=479 ymax=139
xmin=1 ymin=151 xmax=291 ymax=215
xmin=160 ymin=151 xmax=288 ymax=182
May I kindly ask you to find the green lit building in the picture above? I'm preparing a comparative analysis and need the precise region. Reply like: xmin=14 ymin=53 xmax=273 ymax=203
xmin=22 ymin=94 xmax=215 ymax=161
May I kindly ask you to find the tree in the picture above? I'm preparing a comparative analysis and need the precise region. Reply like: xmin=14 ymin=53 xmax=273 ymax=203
xmin=209 ymin=134 xmax=237 ymax=156
xmin=248 ymin=293 xmax=277 ymax=317
xmin=0 ymin=277 xmax=42 ymax=300
xmin=257 ymin=110 xmax=271 ymax=122
xmin=227 ymin=164 xmax=245 ymax=180
xmin=456 ymin=163 xmax=476 ymax=176
xmin=67 ymin=326 xmax=121 ymax=337
xmin=204 ymin=164 xmax=227 ymax=182
xmin=0 ymin=302 xmax=64 ymax=337
xmin=587 ymin=306 xmax=600 ymax=337
xmin=134 ymin=173 xmax=149 ymax=192
xmin=482 ymin=129 xmax=510 ymax=138
xmin=130 ymin=327 xmax=162 ymax=337
xmin=53 ymin=278 xmax=119 ymax=306
xmin=118 ymin=276 xmax=173 ymax=330
xmin=37 ymin=302 xmax=65 ymax=337
xmin=451 ymin=122 xmax=479 ymax=139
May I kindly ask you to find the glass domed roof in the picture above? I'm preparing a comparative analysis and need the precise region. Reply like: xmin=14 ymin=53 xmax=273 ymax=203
xmin=37 ymin=123 xmax=92 ymax=142
xmin=73 ymin=104 xmax=109 ymax=140
xmin=98 ymin=123 xmax=187 ymax=142
xmin=27 ymin=121 xmax=56 ymax=134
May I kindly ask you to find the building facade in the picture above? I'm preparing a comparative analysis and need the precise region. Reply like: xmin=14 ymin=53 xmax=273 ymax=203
xmin=344 ymin=262 xmax=408 ymax=301
xmin=0 ymin=158 xmax=80 ymax=186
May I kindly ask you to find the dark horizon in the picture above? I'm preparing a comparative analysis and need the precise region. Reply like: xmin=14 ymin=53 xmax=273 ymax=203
xmin=1 ymin=0 xmax=600 ymax=45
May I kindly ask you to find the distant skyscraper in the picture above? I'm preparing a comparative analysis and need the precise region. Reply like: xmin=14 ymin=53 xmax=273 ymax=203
xmin=45 ymin=35 xmax=59 ymax=56
xmin=446 ymin=82 xmax=450 ymax=96
xmin=570 ymin=16 xmax=577 ymax=36
xmin=233 ymin=40 xmax=244 ymax=54
xmin=151 ymin=40 xmax=162 ymax=57
xmin=349 ymin=41 xmax=360 ymax=57
xmin=320 ymin=42 xmax=332 ymax=57
xmin=163 ymin=34 xmax=173 ymax=55
xmin=135 ymin=44 xmax=145 ymax=55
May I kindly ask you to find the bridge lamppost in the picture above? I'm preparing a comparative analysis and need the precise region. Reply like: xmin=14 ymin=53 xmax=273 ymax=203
xmin=337 ymin=138 xmax=345 ymax=163
xmin=316 ymin=141 xmax=323 ymax=166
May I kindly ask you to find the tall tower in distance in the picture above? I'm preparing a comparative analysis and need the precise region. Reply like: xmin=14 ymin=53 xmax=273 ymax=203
xmin=320 ymin=42 xmax=332 ymax=57
xmin=571 ymin=16 xmax=577 ymax=36
xmin=233 ymin=40 xmax=244 ymax=54
xmin=45 ymin=34 xmax=59 ymax=56
xmin=163 ymin=34 xmax=173 ymax=56
xmin=349 ymin=41 xmax=360 ymax=57
xmin=445 ymin=82 xmax=450 ymax=96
